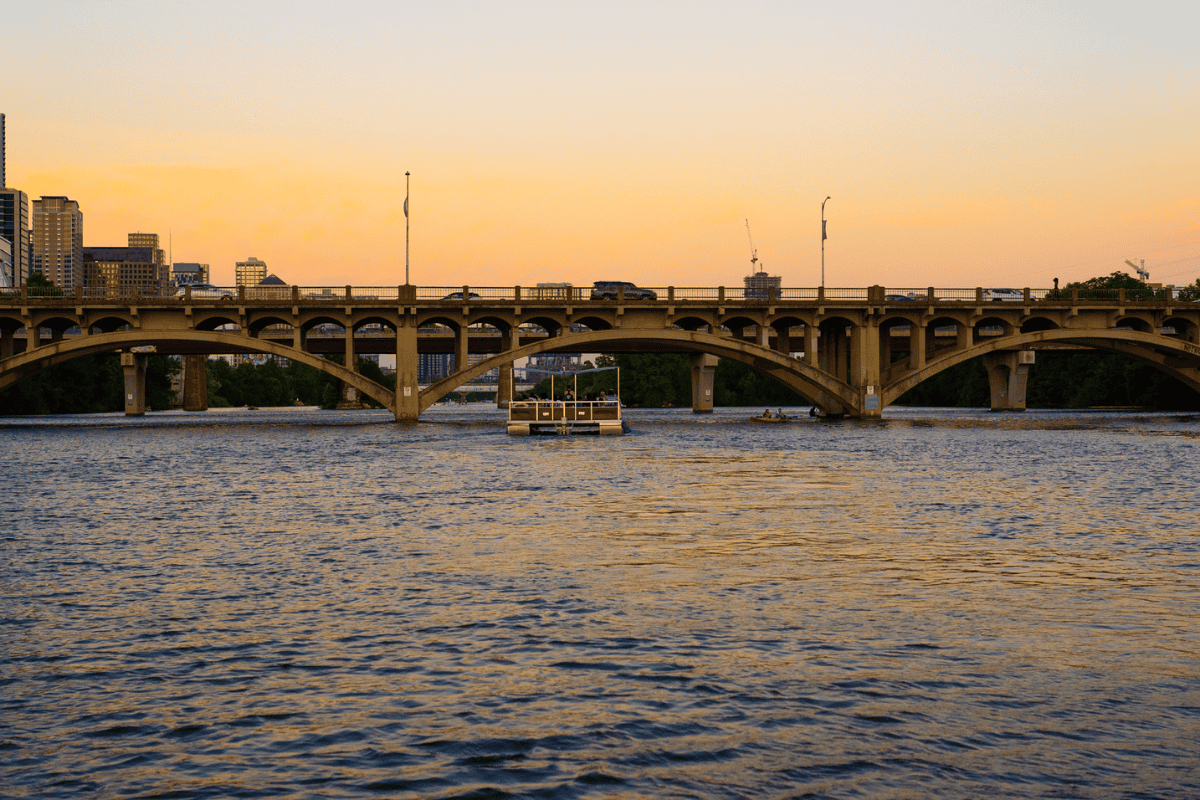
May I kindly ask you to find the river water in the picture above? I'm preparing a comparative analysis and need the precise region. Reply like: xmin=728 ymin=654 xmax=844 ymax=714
xmin=2 ymin=405 xmax=1198 ymax=799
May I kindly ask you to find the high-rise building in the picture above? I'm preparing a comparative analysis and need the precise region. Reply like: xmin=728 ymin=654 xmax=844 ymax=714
xmin=235 ymin=256 xmax=267 ymax=286
xmin=0 ymin=193 xmax=30 ymax=287
xmin=82 ymin=246 xmax=160 ymax=297
xmin=33 ymin=196 xmax=83 ymax=289
xmin=0 ymin=113 xmax=32 ymax=288
xmin=744 ymin=270 xmax=781 ymax=300
xmin=172 ymin=262 xmax=210 ymax=286
xmin=0 ymin=236 xmax=12 ymax=289
xmin=128 ymin=233 xmax=167 ymax=291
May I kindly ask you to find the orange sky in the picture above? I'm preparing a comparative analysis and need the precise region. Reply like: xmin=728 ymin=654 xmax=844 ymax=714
xmin=6 ymin=2 xmax=1198 ymax=290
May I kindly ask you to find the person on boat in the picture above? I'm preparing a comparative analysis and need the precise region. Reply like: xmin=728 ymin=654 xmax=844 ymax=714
xmin=762 ymin=409 xmax=771 ymax=418
xmin=776 ymin=408 xmax=786 ymax=420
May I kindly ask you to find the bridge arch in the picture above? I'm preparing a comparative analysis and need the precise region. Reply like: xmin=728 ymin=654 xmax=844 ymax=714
xmin=1114 ymin=316 xmax=1153 ymax=333
xmin=573 ymin=315 xmax=613 ymax=331
xmin=670 ymin=315 xmax=714 ymax=332
xmin=881 ymin=328 xmax=1200 ymax=407
xmin=195 ymin=313 xmax=240 ymax=332
xmin=0 ymin=329 xmax=395 ymax=409
xmin=1021 ymin=316 xmax=1060 ymax=333
xmin=419 ymin=328 xmax=859 ymax=415
xmin=1164 ymin=316 xmax=1198 ymax=343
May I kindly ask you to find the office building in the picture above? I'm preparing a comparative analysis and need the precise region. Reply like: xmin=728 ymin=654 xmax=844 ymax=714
xmin=33 ymin=196 xmax=84 ymax=289
xmin=0 ymin=114 xmax=31 ymax=287
xmin=82 ymin=246 xmax=160 ymax=297
xmin=0 ymin=236 xmax=11 ymax=288
xmin=172 ymin=262 xmax=210 ymax=286
xmin=744 ymin=270 xmax=781 ymax=300
xmin=418 ymin=352 xmax=453 ymax=383
xmin=128 ymin=232 xmax=167 ymax=288
xmin=235 ymin=256 xmax=267 ymax=286
xmin=0 ymin=191 xmax=30 ymax=288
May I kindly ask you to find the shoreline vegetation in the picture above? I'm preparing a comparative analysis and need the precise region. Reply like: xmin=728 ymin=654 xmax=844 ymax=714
xmin=4 ymin=272 xmax=1199 ymax=415
xmin=5 ymin=346 xmax=1197 ymax=416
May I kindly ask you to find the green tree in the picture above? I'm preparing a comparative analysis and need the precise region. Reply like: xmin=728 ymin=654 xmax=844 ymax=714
xmin=1176 ymin=278 xmax=1200 ymax=302
xmin=25 ymin=272 xmax=65 ymax=298
xmin=1067 ymin=271 xmax=1160 ymax=300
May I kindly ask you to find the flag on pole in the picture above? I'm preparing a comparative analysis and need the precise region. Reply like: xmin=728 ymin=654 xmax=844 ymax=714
xmin=404 ymin=196 xmax=408 ymax=218
xmin=822 ymin=219 xmax=827 ymax=240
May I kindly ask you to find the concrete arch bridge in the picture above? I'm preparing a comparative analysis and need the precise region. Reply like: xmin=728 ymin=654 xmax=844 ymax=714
xmin=2 ymin=284 xmax=1198 ymax=419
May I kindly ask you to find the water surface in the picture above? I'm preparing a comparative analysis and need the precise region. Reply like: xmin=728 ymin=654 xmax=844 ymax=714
xmin=2 ymin=406 xmax=1198 ymax=798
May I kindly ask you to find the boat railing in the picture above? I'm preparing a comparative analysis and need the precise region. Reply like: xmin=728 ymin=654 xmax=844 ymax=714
xmin=508 ymin=399 xmax=622 ymax=422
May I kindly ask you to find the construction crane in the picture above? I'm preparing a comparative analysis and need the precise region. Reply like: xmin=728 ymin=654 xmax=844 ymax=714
xmin=1125 ymin=259 xmax=1149 ymax=282
xmin=745 ymin=219 xmax=759 ymax=271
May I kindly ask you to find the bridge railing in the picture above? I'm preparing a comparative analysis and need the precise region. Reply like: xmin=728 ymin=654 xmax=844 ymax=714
xmin=7 ymin=284 xmax=1185 ymax=306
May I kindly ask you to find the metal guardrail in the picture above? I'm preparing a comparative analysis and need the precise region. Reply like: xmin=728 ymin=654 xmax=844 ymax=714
xmin=4 ymin=285 xmax=1192 ymax=304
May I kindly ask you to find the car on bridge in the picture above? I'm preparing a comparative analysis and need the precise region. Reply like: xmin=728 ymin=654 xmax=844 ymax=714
xmin=983 ymin=288 xmax=1024 ymax=301
xmin=175 ymin=283 xmax=235 ymax=300
xmin=442 ymin=291 xmax=481 ymax=300
xmin=884 ymin=293 xmax=917 ymax=302
xmin=590 ymin=281 xmax=657 ymax=300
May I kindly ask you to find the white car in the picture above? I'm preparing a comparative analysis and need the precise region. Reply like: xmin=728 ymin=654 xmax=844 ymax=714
xmin=176 ymin=283 xmax=235 ymax=300
xmin=983 ymin=288 xmax=1024 ymax=302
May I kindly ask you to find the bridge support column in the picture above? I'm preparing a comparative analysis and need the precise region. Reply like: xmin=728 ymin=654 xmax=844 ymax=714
xmin=344 ymin=324 xmax=356 ymax=372
xmin=856 ymin=320 xmax=882 ymax=419
xmin=120 ymin=352 xmax=147 ymax=416
xmin=0 ymin=328 xmax=12 ymax=359
xmin=497 ymin=327 xmax=516 ymax=409
xmin=26 ymin=322 xmax=40 ymax=350
xmin=909 ymin=323 xmax=926 ymax=370
xmin=774 ymin=324 xmax=791 ymax=355
xmin=982 ymin=351 xmax=1033 ymax=411
xmin=453 ymin=325 xmax=469 ymax=374
xmin=804 ymin=324 xmax=818 ymax=367
xmin=336 ymin=383 xmax=363 ymax=409
xmin=394 ymin=318 xmax=420 ymax=422
xmin=690 ymin=353 xmax=719 ymax=413
xmin=182 ymin=354 xmax=209 ymax=411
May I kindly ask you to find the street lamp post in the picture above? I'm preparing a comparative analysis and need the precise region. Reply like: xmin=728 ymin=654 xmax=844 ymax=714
xmin=405 ymin=172 xmax=410 ymax=287
xmin=821 ymin=196 xmax=831 ymax=289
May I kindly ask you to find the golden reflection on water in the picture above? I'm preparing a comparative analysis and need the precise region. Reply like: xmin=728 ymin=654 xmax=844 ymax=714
xmin=2 ymin=406 xmax=1198 ymax=797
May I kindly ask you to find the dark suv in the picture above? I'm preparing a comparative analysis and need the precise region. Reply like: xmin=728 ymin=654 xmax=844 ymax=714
xmin=590 ymin=281 xmax=657 ymax=300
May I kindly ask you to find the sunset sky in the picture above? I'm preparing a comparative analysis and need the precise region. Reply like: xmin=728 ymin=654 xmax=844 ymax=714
xmin=5 ymin=2 xmax=1198 ymax=290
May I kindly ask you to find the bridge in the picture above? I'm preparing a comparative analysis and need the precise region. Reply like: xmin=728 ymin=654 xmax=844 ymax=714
xmin=2 ymin=283 xmax=1198 ymax=419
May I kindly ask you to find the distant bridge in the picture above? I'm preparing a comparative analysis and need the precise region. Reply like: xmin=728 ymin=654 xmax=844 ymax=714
xmin=2 ymin=283 xmax=1198 ymax=419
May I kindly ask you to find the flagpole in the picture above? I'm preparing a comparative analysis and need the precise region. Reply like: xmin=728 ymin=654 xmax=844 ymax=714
xmin=405 ymin=170 xmax=410 ymax=286
xmin=821 ymin=196 xmax=831 ymax=289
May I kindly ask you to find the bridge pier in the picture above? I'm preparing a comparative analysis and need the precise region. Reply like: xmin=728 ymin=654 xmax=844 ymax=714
xmin=0 ymin=328 xmax=12 ymax=359
xmin=690 ymin=353 xmax=718 ymax=413
xmin=394 ymin=318 xmax=420 ymax=421
xmin=336 ymin=382 xmax=363 ymax=409
xmin=982 ymin=351 xmax=1033 ymax=411
xmin=182 ymin=354 xmax=208 ymax=411
xmin=120 ymin=352 xmax=147 ymax=416
xmin=496 ymin=327 xmax=516 ymax=409
xmin=453 ymin=324 xmax=469 ymax=374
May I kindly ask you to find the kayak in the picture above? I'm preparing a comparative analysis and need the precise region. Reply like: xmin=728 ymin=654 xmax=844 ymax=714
xmin=749 ymin=416 xmax=792 ymax=423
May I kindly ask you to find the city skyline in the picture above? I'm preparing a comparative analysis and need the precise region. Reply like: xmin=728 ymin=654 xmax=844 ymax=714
xmin=4 ymin=2 xmax=1198 ymax=289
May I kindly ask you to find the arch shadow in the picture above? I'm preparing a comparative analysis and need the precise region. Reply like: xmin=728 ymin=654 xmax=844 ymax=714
xmin=0 ymin=330 xmax=395 ymax=409
xmin=419 ymin=329 xmax=859 ymax=415
xmin=882 ymin=328 xmax=1200 ymax=407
